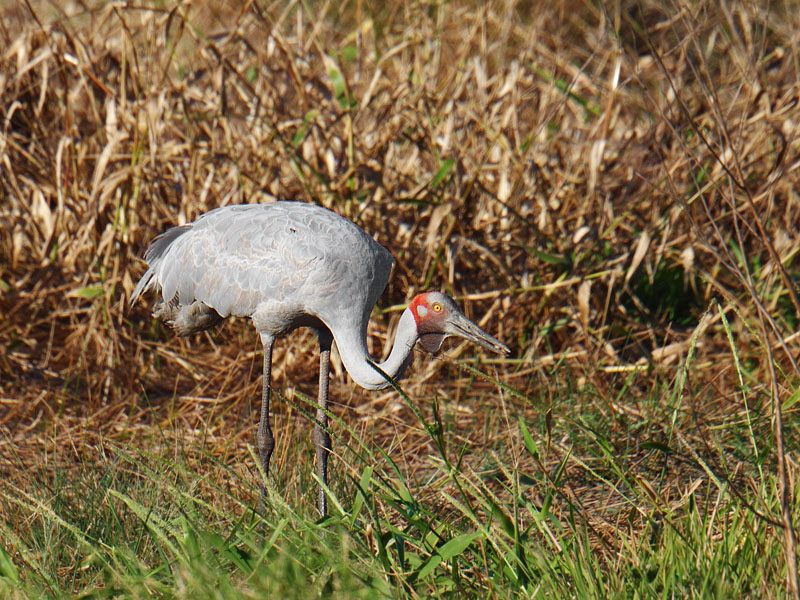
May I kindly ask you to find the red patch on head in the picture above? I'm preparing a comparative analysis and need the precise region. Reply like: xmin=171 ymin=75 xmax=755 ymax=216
xmin=408 ymin=293 xmax=428 ymax=326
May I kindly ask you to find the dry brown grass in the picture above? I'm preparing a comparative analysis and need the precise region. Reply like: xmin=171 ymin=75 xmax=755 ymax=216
xmin=2 ymin=0 xmax=800 ymax=582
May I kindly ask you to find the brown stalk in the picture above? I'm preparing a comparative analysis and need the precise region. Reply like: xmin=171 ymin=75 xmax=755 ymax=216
xmin=625 ymin=4 xmax=799 ymax=596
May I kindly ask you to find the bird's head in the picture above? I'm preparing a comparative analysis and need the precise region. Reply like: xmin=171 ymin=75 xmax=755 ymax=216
xmin=408 ymin=291 xmax=510 ymax=355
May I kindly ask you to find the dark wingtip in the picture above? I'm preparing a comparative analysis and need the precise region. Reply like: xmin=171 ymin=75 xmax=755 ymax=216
xmin=143 ymin=224 xmax=192 ymax=263
xmin=130 ymin=224 xmax=192 ymax=309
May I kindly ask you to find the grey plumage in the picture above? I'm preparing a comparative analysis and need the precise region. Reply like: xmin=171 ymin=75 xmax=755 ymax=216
xmin=131 ymin=202 xmax=393 ymax=337
xmin=131 ymin=201 xmax=509 ymax=515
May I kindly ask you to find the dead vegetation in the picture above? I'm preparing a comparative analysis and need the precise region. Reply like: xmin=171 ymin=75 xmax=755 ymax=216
xmin=1 ymin=0 xmax=800 ymax=589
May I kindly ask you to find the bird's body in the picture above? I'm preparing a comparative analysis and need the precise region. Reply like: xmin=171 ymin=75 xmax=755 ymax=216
xmin=132 ymin=201 xmax=509 ymax=514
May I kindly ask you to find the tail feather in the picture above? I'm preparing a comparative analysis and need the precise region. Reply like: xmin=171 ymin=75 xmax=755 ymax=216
xmin=129 ymin=268 xmax=155 ymax=307
xmin=144 ymin=225 xmax=192 ymax=263
xmin=130 ymin=224 xmax=193 ymax=307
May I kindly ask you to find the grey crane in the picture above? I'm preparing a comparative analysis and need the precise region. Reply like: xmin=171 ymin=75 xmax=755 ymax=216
xmin=131 ymin=201 xmax=510 ymax=515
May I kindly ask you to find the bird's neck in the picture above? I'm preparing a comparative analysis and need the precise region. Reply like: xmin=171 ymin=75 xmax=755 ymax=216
xmin=335 ymin=308 xmax=419 ymax=390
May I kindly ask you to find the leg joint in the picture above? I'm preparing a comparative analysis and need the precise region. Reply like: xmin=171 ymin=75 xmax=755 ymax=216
xmin=257 ymin=427 xmax=274 ymax=453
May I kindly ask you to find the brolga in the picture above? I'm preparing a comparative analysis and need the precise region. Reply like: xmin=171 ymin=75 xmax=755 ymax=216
xmin=131 ymin=202 xmax=510 ymax=515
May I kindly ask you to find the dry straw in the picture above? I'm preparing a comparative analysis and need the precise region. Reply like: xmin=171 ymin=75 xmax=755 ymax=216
xmin=1 ymin=0 xmax=800 ymax=591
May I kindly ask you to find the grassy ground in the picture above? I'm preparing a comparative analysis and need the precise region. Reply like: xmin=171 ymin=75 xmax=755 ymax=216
xmin=2 ymin=0 xmax=800 ymax=597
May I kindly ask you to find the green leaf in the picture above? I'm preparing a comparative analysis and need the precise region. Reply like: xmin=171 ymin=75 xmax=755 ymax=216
xmin=491 ymin=499 xmax=515 ymax=538
xmin=396 ymin=481 xmax=413 ymax=504
xmin=418 ymin=532 xmax=480 ymax=578
xmin=431 ymin=158 xmax=455 ymax=188
xmin=108 ymin=490 xmax=182 ymax=558
xmin=328 ymin=67 xmax=350 ymax=109
xmin=437 ymin=532 xmax=479 ymax=561
xmin=292 ymin=109 xmax=320 ymax=147
xmin=292 ymin=123 xmax=307 ymax=148
xmin=541 ymin=447 xmax=571 ymax=520
xmin=640 ymin=441 xmax=674 ymax=455
xmin=180 ymin=518 xmax=201 ymax=562
xmin=349 ymin=465 xmax=373 ymax=526
xmin=520 ymin=133 xmax=532 ymax=153
xmin=0 ymin=546 xmax=19 ymax=583
xmin=518 ymin=417 xmax=539 ymax=459
xmin=417 ymin=554 xmax=443 ymax=579
xmin=405 ymin=550 xmax=424 ymax=569
xmin=222 ymin=545 xmax=253 ymax=574
xmin=74 ymin=285 xmax=104 ymax=299
xmin=527 ymin=247 xmax=571 ymax=266
xmin=783 ymin=387 xmax=800 ymax=411
xmin=340 ymin=45 xmax=358 ymax=61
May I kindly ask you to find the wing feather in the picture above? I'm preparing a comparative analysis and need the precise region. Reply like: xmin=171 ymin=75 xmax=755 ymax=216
xmin=131 ymin=202 xmax=396 ymax=327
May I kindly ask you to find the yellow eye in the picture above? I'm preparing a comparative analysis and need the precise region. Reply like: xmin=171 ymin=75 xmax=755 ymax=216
xmin=433 ymin=303 xmax=442 ymax=312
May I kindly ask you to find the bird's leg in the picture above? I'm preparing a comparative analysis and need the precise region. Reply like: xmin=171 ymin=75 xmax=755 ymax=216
xmin=312 ymin=330 xmax=333 ymax=516
xmin=257 ymin=333 xmax=276 ymax=501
